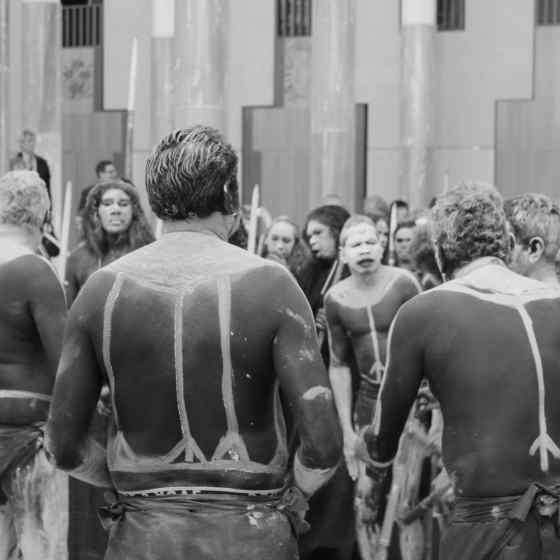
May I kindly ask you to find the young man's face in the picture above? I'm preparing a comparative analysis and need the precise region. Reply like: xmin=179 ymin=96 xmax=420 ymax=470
xmin=266 ymin=221 xmax=296 ymax=259
xmin=395 ymin=227 xmax=414 ymax=261
xmin=306 ymin=219 xmax=337 ymax=260
xmin=375 ymin=218 xmax=389 ymax=250
xmin=342 ymin=223 xmax=383 ymax=275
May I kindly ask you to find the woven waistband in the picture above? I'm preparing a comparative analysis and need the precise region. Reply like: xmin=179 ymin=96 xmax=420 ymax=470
xmin=118 ymin=485 xmax=285 ymax=498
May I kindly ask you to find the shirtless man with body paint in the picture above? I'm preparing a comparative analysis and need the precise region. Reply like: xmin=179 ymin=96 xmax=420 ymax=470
xmin=46 ymin=127 xmax=341 ymax=560
xmin=324 ymin=215 xmax=420 ymax=556
xmin=360 ymin=183 xmax=560 ymax=559
xmin=0 ymin=171 xmax=67 ymax=560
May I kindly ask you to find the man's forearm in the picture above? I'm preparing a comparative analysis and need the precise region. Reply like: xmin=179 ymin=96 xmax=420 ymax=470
xmin=329 ymin=365 xmax=354 ymax=437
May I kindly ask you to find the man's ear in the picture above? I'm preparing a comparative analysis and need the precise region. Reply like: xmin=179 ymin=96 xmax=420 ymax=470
xmin=528 ymin=237 xmax=545 ymax=263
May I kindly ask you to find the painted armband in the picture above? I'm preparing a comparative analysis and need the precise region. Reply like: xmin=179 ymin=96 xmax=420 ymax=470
xmin=293 ymin=451 xmax=339 ymax=497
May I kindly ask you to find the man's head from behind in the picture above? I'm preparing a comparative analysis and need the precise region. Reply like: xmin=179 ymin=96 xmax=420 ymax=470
xmin=145 ymin=126 xmax=239 ymax=220
xmin=431 ymin=182 xmax=509 ymax=278
xmin=0 ymin=171 xmax=49 ymax=243
xmin=505 ymin=193 xmax=560 ymax=278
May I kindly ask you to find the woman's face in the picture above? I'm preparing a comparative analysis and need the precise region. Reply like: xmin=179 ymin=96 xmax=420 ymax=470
xmin=98 ymin=188 xmax=133 ymax=234
xmin=375 ymin=218 xmax=389 ymax=250
xmin=266 ymin=221 xmax=296 ymax=259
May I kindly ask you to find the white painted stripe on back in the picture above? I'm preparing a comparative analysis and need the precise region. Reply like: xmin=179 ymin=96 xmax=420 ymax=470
xmin=102 ymin=274 xmax=124 ymax=429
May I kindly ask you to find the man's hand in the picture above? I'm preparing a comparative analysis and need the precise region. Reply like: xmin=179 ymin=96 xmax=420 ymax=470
xmin=343 ymin=430 xmax=360 ymax=480
xmin=315 ymin=307 xmax=327 ymax=333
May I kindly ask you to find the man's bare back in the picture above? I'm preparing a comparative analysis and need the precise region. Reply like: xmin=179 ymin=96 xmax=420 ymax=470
xmin=372 ymin=262 xmax=560 ymax=497
xmin=0 ymin=251 xmax=66 ymax=425
xmin=50 ymin=231 xmax=340 ymax=494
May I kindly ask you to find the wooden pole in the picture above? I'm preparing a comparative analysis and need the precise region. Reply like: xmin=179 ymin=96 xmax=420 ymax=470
xmin=124 ymin=37 xmax=138 ymax=181
xmin=57 ymin=180 xmax=73 ymax=279
xmin=247 ymin=184 xmax=260 ymax=254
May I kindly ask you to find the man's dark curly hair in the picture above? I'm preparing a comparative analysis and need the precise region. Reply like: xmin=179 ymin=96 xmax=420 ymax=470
xmin=82 ymin=180 xmax=154 ymax=260
xmin=145 ymin=126 xmax=239 ymax=220
xmin=303 ymin=204 xmax=351 ymax=249
xmin=431 ymin=182 xmax=510 ymax=276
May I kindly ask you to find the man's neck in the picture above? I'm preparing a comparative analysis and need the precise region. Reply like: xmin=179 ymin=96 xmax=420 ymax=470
xmin=350 ymin=265 xmax=386 ymax=288
xmin=0 ymin=226 xmax=38 ymax=257
xmin=162 ymin=212 xmax=231 ymax=241
xmin=452 ymin=256 xmax=506 ymax=280
xmin=528 ymin=261 xmax=560 ymax=289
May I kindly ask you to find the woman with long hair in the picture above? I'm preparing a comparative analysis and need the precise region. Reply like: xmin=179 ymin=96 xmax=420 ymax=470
xmin=260 ymin=215 xmax=310 ymax=278
xmin=65 ymin=180 xmax=154 ymax=304
xmin=64 ymin=180 xmax=154 ymax=560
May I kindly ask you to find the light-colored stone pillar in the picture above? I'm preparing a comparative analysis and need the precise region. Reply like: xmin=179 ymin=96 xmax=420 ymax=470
xmin=151 ymin=0 xmax=174 ymax=146
xmin=21 ymin=0 xmax=62 ymax=228
xmin=173 ymin=0 xmax=227 ymax=132
xmin=0 ymin=0 xmax=8 ymax=175
xmin=309 ymin=0 xmax=355 ymax=210
xmin=400 ymin=0 xmax=436 ymax=210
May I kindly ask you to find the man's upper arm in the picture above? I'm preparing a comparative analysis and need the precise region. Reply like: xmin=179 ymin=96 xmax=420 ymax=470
xmin=368 ymin=297 xmax=426 ymax=462
xmin=27 ymin=257 xmax=67 ymax=381
xmin=325 ymin=292 xmax=351 ymax=368
xmin=399 ymin=271 xmax=422 ymax=303
xmin=272 ymin=270 xmax=341 ymax=468
xmin=47 ymin=271 xmax=109 ymax=468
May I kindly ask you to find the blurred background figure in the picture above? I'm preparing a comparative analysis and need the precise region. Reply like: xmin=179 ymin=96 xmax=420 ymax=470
xmin=261 ymin=215 xmax=310 ymax=278
xmin=391 ymin=198 xmax=410 ymax=222
xmin=409 ymin=218 xmax=442 ymax=290
xmin=393 ymin=219 xmax=416 ymax=272
xmin=10 ymin=130 xmax=51 ymax=199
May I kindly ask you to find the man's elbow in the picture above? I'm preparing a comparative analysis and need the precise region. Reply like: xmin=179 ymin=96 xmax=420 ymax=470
xmin=45 ymin=427 xmax=82 ymax=471
xmin=298 ymin=389 xmax=343 ymax=468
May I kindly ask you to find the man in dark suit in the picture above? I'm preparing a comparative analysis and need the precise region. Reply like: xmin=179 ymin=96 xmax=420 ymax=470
xmin=12 ymin=130 xmax=51 ymax=199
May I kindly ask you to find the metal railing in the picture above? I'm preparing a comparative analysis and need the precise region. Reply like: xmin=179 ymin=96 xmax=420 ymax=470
xmin=537 ymin=0 xmax=560 ymax=25
xmin=62 ymin=3 xmax=102 ymax=48
xmin=277 ymin=0 xmax=312 ymax=37
xmin=437 ymin=0 xmax=465 ymax=31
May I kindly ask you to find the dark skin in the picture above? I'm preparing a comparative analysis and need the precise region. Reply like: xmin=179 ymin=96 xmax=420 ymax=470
xmin=48 ymin=232 xmax=341 ymax=491
xmin=365 ymin=267 xmax=560 ymax=498
xmin=0 ymin=254 xmax=66 ymax=425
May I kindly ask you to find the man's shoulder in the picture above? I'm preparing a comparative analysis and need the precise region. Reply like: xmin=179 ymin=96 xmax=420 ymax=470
xmin=324 ymin=276 xmax=353 ymax=303
xmin=389 ymin=266 xmax=422 ymax=293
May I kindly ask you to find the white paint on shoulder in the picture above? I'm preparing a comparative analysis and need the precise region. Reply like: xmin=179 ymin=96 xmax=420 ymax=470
xmin=302 ymin=386 xmax=332 ymax=401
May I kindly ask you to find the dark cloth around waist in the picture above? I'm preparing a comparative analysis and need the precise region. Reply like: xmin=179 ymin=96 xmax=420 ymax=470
xmin=100 ymin=488 xmax=305 ymax=560
xmin=441 ymin=483 xmax=560 ymax=560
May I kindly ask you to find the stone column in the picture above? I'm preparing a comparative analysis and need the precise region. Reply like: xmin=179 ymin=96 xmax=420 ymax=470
xmin=0 ymin=0 xmax=8 ymax=175
xmin=151 ymin=0 xmax=174 ymax=146
xmin=173 ymin=0 xmax=227 ymax=132
xmin=21 ymin=0 xmax=62 ymax=228
xmin=400 ymin=0 xmax=436 ymax=210
xmin=309 ymin=0 xmax=355 ymax=210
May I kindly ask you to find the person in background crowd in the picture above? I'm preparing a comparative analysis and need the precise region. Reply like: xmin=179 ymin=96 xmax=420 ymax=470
xmin=359 ymin=182 xmax=560 ymax=559
xmin=298 ymin=204 xmax=357 ymax=560
xmin=65 ymin=180 xmax=154 ymax=305
xmin=47 ymin=125 xmax=341 ymax=559
xmin=75 ymin=161 xmax=120 ymax=238
xmin=505 ymin=193 xmax=560 ymax=289
xmin=369 ymin=213 xmax=390 ymax=264
xmin=409 ymin=219 xmax=443 ymax=290
xmin=65 ymin=179 xmax=154 ymax=560
xmin=391 ymin=199 xmax=410 ymax=222
xmin=0 ymin=170 xmax=67 ymax=560
xmin=363 ymin=194 xmax=390 ymax=220
xmin=11 ymin=130 xmax=51 ymax=199
xmin=325 ymin=215 xmax=420 ymax=559
xmin=261 ymin=215 xmax=310 ymax=278
xmin=393 ymin=219 xmax=416 ymax=273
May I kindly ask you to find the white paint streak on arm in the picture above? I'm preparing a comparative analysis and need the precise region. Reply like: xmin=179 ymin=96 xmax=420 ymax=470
xmin=302 ymin=386 xmax=332 ymax=401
